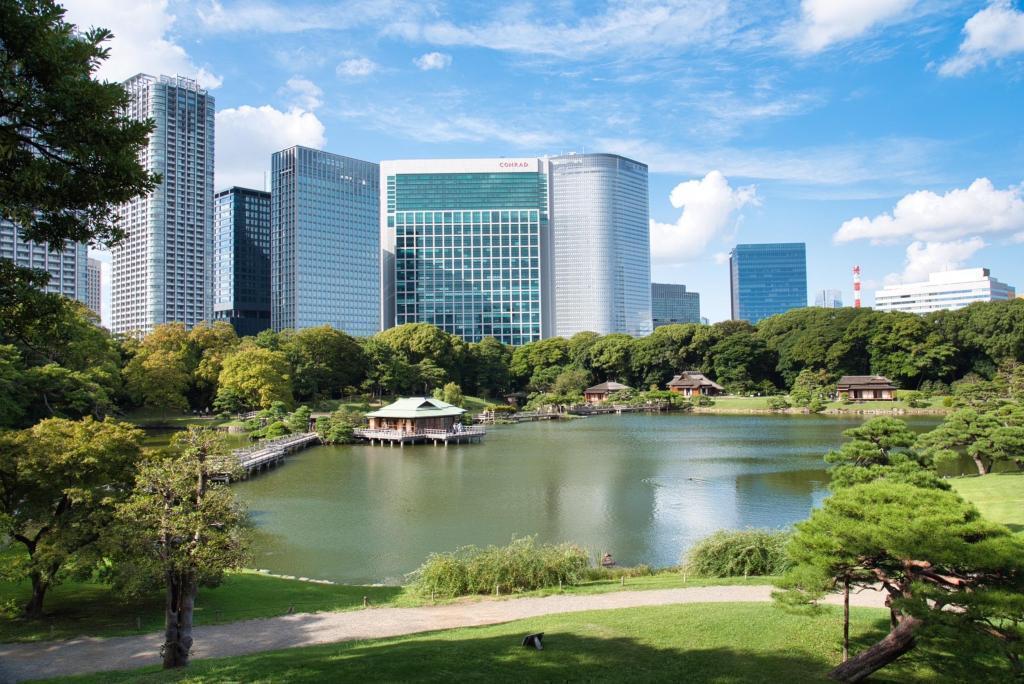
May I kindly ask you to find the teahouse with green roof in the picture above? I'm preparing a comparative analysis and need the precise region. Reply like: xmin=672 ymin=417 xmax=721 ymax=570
xmin=365 ymin=397 xmax=467 ymax=433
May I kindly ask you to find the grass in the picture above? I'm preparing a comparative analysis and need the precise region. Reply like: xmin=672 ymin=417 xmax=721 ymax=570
xmin=702 ymin=396 xmax=773 ymax=410
xmin=45 ymin=602 xmax=982 ymax=684
xmin=950 ymin=472 xmax=1024 ymax=533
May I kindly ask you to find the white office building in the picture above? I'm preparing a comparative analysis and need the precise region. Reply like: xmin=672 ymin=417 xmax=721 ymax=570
xmin=874 ymin=268 xmax=1016 ymax=314
xmin=0 ymin=219 xmax=88 ymax=304
xmin=111 ymin=74 xmax=214 ymax=335
xmin=548 ymin=153 xmax=652 ymax=337
xmin=87 ymin=257 xmax=102 ymax=319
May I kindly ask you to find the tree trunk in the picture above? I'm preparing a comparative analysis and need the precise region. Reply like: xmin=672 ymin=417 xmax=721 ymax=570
xmin=828 ymin=614 xmax=922 ymax=682
xmin=24 ymin=572 xmax=49 ymax=618
xmin=842 ymin=578 xmax=850 ymax=663
xmin=972 ymin=455 xmax=990 ymax=476
xmin=163 ymin=571 xmax=197 ymax=669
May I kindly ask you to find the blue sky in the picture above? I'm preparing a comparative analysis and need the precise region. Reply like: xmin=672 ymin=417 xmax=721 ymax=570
xmin=65 ymin=1 xmax=1024 ymax=323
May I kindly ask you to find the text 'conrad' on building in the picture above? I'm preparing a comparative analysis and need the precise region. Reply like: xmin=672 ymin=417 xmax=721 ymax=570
xmin=873 ymin=267 xmax=1016 ymax=314
xmin=272 ymin=146 xmax=380 ymax=335
xmin=380 ymin=158 xmax=549 ymax=346
xmin=112 ymin=74 xmax=214 ymax=336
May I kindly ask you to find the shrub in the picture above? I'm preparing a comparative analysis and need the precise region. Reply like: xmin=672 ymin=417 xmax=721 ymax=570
xmin=485 ymin=404 xmax=516 ymax=414
xmin=693 ymin=395 xmax=715 ymax=407
xmin=767 ymin=396 xmax=790 ymax=411
xmin=582 ymin=564 xmax=655 ymax=581
xmin=683 ymin=529 xmax=791 ymax=577
xmin=408 ymin=536 xmax=590 ymax=598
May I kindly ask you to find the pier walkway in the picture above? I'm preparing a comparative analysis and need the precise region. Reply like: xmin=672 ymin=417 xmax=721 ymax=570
xmin=353 ymin=426 xmax=485 ymax=446
xmin=220 ymin=432 xmax=321 ymax=480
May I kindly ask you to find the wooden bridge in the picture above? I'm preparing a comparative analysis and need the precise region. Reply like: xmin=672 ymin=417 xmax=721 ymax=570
xmin=217 ymin=432 xmax=321 ymax=481
xmin=353 ymin=426 xmax=485 ymax=447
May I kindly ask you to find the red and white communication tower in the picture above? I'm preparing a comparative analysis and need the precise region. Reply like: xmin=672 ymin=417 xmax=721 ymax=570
xmin=853 ymin=265 xmax=862 ymax=309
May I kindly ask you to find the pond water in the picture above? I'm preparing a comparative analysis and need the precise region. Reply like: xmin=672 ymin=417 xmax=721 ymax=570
xmin=230 ymin=413 xmax=941 ymax=584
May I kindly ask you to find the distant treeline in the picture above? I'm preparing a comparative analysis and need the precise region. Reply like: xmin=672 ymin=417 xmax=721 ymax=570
xmin=2 ymin=287 xmax=1023 ymax=425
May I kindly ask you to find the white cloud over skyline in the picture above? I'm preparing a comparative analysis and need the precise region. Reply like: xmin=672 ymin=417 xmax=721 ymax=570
xmin=887 ymin=237 xmax=988 ymax=284
xmin=62 ymin=0 xmax=222 ymax=88
xmin=414 ymin=52 xmax=453 ymax=70
xmin=790 ymin=0 xmax=916 ymax=53
xmin=336 ymin=57 xmax=380 ymax=77
xmin=280 ymin=77 xmax=324 ymax=110
xmin=650 ymin=171 xmax=758 ymax=265
xmin=215 ymin=105 xmax=327 ymax=190
xmin=939 ymin=1 xmax=1024 ymax=76
xmin=834 ymin=178 xmax=1024 ymax=244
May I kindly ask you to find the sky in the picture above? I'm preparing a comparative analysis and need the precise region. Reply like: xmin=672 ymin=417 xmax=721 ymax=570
xmin=63 ymin=0 xmax=1024 ymax=324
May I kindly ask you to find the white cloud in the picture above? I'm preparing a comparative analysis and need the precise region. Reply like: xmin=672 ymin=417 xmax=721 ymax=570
xmin=395 ymin=1 xmax=734 ymax=59
xmin=649 ymin=171 xmax=758 ymax=265
xmin=414 ymin=52 xmax=453 ymax=70
xmin=280 ymin=77 xmax=324 ymax=110
xmin=939 ymin=1 xmax=1024 ymax=76
xmin=62 ymin=0 xmax=222 ymax=88
xmin=337 ymin=57 xmax=380 ymax=77
xmin=886 ymin=238 xmax=987 ymax=284
xmin=196 ymin=0 xmax=422 ymax=33
xmin=791 ymin=0 xmax=915 ymax=53
xmin=834 ymin=178 xmax=1024 ymax=244
xmin=215 ymin=105 xmax=326 ymax=190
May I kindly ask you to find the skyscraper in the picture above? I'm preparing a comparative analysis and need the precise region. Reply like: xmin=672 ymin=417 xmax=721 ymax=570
xmin=381 ymin=158 xmax=548 ymax=345
xmin=87 ymin=257 xmax=102 ymax=319
xmin=814 ymin=288 xmax=843 ymax=308
xmin=549 ymin=153 xmax=651 ymax=337
xmin=0 ymin=219 xmax=88 ymax=304
xmin=272 ymin=146 xmax=379 ymax=334
xmin=651 ymin=283 xmax=700 ymax=327
xmin=213 ymin=187 xmax=272 ymax=336
xmin=111 ymin=74 xmax=214 ymax=335
xmin=729 ymin=242 xmax=807 ymax=324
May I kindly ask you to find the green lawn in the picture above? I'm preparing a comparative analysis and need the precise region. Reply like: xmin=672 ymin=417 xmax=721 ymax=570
xmin=950 ymin=472 xmax=1024 ymax=533
xmin=47 ymin=602 xmax=993 ymax=683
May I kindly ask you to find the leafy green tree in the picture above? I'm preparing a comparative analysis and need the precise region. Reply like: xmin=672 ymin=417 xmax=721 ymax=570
xmin=124 ymin=347 xmax=190 ymax=413
xmin=589 ymin=333 xmax=635 ymax=383
xmin=377 ymin=323 xmax=465 ymax=382
xmin=360 ymin=338 xmax=414 ymax=398
xmin=284 ymin=405 xmax=312 ymax=433
xmin=566 ymin=331 xmax=601 ymax=369
xmin=316 ymin=408 xmax=365 ymax=444
xmin=630 ymin=323 xmax=705 ymax=388
xmin=510 ymin=337 xmax=570 ymax=390
xmin=0 ymin=417 xmax=142 ymax=616
xmin=112 ymin=428 xmax=249 ymax=669
xmin=415 ymin=359 xmax=447 ymax=395
xmin=280 ymin=326 xmax=366 ymax=401
xmin=824 ymin=417 xmax=946 ymax=490
xmin=187 ymin=322 xmax=239 ymax=409
xmin=467 ymin=337 xmax=511 ymax=398
xmin=215 ymin=344 xmax=292 ymax=412
xmin=710 ymin=332 xmax=777 ymax=393
xmin=916 ymin=403 xmax=1024 ymax=475
xmin=24 ymin=362 xmax=116 ymax=421
xmin=0 ymin=345 xmax=27 ymax=427
xmin=551 ymin=367 xmax=591 ymax=396
xmin=778 ymin=482 xmax=1024 ymax=681
xmin=433 ymin=381 xmax=464 ymax=407
xmin=789 ymin=368 xmax=833 ymax=406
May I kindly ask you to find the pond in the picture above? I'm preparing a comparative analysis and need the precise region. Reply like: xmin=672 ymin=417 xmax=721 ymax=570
xmin=230 ymin=413 xmax=942 ymax=584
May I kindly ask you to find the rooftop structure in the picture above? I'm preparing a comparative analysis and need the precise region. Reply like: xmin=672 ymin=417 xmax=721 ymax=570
xmin=667 ymin=371 xmax=725 ymax=397
xmin=583 ymin=381 xmax=631 ymax=403
xmin=652 ymin=282 xmax=701 ymax=327
xmin=358 ymin=397 xmax=483 ymax=446
xmin=873 ymin=268 xmax=1015 ymax=314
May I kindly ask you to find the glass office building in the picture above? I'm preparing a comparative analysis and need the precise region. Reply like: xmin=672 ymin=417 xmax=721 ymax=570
xmin=112 ymin=74 xmax=214 ymax=335
xmin=381 ymin=158 xmax=547 ymax=345
xmin=213 ymin=187 xmax=272 ymax=336
xmin=814 ymin=288 xmax=843 ymax=309
xmin=0 ymin=219 xmax=88 ymax=304
xmin=272 ymin=146 xmax=379 ymax=334
xmin=729 ymin=242 xmax=807 ymax=323
xmin=549 ymin=153 xmax=651 ymax=338
xmin=651 ymin=282 xmax=700 ymax=327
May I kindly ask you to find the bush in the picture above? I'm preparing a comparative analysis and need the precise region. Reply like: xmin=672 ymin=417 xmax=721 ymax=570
xmin=767 ymin=396 xmax=790 ymax=411
xmin=693 ymin=395 xmax=715 ymax=407
xmin=683 ymin=529 xmax=791 ymax=577
xmin=408 ymin=536 xmax=590 ymax=598
xmin=485 ymin=404 xmax=517 ymax=414
xmin=582 ymin=564 xmax=655 ymax=581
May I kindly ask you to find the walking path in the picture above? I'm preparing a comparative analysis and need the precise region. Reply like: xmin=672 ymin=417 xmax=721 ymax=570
xmin=0 ymin=585 xmax=886 ymax=682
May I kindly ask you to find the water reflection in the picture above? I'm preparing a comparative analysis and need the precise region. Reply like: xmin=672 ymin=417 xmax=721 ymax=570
xmin=232 ymin=413 xmax=940 ymax=584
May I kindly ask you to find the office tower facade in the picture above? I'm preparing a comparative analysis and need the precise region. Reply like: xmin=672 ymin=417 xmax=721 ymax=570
xmin=549 ymin=153 xmax=651 ymax=338
xmin=814 ymin=288 xmax=843 ymax=308
xmin=729 ymin=242 xmax=807 ymax=324
xmin=87 ymin=257 xmax=102 ymax=319
xmin=874 ymin=268 xmax=1016 ymax=314
xmin=0 ymin=220 xmax=88 ymax=303
xmin=272 ymin=146 xmax=379 ymax=334
xmin=213 ymin=187 xmax=272 ymax=336
xmin=111 ymin=74 xmax=214 ymax=335
xmin=381 ymin=158 xmax=548 ymax=345
xmin=651 ymin=282 xmax=700 ymax=327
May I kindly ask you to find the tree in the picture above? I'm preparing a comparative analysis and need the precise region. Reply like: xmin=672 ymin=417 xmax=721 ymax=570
xmin=0 ymin=417 xmax=142 ymax=616
xmin=790 ymin=368 xmax=834 ymax=406
xmin=467 ymin=337 xmax=511 ymax=398
xmin=551 ymin=367 xmax=591 ymax=396
xmin=280 ymin=326 xmax=366 ymax=401
xmin=187 ymin=322 xmax=239 ymax=409
xmin=415 ymin=359 xmax=447 ymax=395
xmin=360 ymin=338 xmax=413 ymax=398
xmin=589 ymin=334 xmax=635 ymax=383
xmin=916 ymin=403 xmax=1024 ymax=475
xmin=316 ymin=408 xmax=364 ymax=444
xmin=124 ymin=348 xmax=190 ymax=413
xmin=710 ymin=332 xmax=778 ymax=394
xmin=823 ymin=417 xmax=947 ymax=490
xmin=284 ymin=405 xmax=312 ymax=433
xmin=215 ymin=344 xmax=292 ymax=412
xmin=377 ymin=323 xmax=465 ymax=382
xmin=433 ymin=381 xmax=464 ymax=407
xmin=113 ymin=428 xmax=249 ymax=669
xmin=778 ymin=482 xmax=1024 ymax=681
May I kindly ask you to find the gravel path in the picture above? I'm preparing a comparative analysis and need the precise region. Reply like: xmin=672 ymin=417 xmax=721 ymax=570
xmin=0 ymin=585 xmax=886 ymax=682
